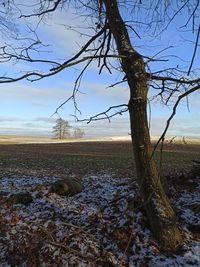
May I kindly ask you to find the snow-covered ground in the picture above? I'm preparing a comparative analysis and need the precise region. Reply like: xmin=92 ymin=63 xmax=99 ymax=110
xmin=0 ymin=135 xmax=132 ymax=144
xmin=0 ymin=135 xmax=200 ymax=144
xmin=0 ymin=172 xmax=199 ymax=266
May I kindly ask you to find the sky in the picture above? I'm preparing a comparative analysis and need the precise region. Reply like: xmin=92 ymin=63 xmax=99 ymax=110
xmin=0 ymin=1 xmax=199 ymax=139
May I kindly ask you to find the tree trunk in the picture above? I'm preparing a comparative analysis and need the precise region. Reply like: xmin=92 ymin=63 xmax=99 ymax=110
xmin=103 ymin=0 xmax=183 ymax=251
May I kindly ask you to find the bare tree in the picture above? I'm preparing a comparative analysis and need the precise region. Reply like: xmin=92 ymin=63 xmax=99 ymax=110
xmin=182 ymin=136 xmax=187 ymax=145
xmin=0 ymin=0 xmax=200 ymax=251
xmin=52 ymin=118 xmax=71 ymax=139
xmin=73 ymin=127 xmax=85 ymax=139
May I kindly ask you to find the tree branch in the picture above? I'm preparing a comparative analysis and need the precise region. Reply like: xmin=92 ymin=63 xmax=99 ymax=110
xmin=187 ymin=24 xmax=200 ymax=75
xmin=150 ymin=74 xmax=200 ymax=85
xmin=152 ymin=85 xmax=200 ymax=155
xmin=0 ymin=54 xmax=125 ymax=83
xmin=50 ymin=26 xmax=108 ymax=72
xmin=20 ymin=0 xmax=63 ymax=18
xmin=77 ymin=104 xmax=128 ymax=124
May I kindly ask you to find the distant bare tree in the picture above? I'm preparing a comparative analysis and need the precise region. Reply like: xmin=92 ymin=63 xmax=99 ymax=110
xmin=182 ymin=136 xmax=187 ymax=145
xmin=52 ymin=118 xmax=71 ymax=139
xmin=73 ymin=127 xmax=85 ymax=139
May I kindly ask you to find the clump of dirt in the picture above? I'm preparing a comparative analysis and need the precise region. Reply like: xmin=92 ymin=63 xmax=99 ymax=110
xmin=50 ymin=177 xmax=83 ymax=196
xmin=189 ymin=161 xmax=200 ymax=179
xmin=165 ymin=161 xmax=200 ymax=193
xmin=7 ymin=192 xmax=33 ymax=206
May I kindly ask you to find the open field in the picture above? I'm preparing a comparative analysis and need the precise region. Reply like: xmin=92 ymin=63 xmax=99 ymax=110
xmin=0 ymin=141 xmax=199 ymax=266
xmin=0 ymin=135 xmax=200 ymax=145
xmin=0 ymin=141 xmax=199 ymax=178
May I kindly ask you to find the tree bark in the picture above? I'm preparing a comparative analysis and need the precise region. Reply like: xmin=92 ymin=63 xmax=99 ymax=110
xmin=102 ymin=0 xmax=183 ymax=251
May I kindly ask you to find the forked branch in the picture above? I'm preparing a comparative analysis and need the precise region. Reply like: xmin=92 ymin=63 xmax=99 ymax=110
xmin=152 ymin=84 xmax=200 ymax=155
xmin=77 ymin=104 xmax=128 ymax=124
xmin=20 ymin=0 xmax=63 ymax=18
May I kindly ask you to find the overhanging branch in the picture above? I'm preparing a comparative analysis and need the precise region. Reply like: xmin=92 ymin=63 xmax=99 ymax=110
xmin=77 ymin=104 xmax=128 ymax=124
xmin=20 ymin=0 xmax=63 ymax=18
xmin=150 ymin=74 xmax=200 ymax=85
xmin=152 ymin=84 xmax=200 ymax=155
xmin=0 ymin=54 xmax=125 ymax=83
xmin=50 ymin=26 xmax=108 ymax=72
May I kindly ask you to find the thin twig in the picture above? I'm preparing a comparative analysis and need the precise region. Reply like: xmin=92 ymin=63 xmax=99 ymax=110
xmin=20 ymin=0 xmax=63 ymax=18
xmin=188 ymin=24 xmax=200 ymax=75
xmin=152 ymin=85 xmax=200 ymax=156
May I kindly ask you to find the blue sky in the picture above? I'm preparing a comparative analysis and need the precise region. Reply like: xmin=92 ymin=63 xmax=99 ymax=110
xmin=0 ymin=2 xmax=199 ymax=139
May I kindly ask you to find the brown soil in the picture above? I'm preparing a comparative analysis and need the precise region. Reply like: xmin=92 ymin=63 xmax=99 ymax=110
xmin=0 ymin=141 xmax=199 ymax=157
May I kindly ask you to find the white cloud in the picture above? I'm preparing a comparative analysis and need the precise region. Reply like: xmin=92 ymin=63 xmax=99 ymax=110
xmin=34 ymin=117 xmax=56 ymax=123
xmin=0 ymin=79 xmax=128 ymax=107
xmin=0 ymin=126 xmax=50 ymax=136
xmin=193 ymin=97 xmax=200 ymax=108
xmin=84 ymin=82 xmax=129 ymax=103
xmin=34 ymin=8 xmax=93 ymax=59
xmin=0 ymin=112 xmax=199 ymax=138
xmin=150 ymin=116 xmax=200 ymax=138
xmin=76 ymin=116 xmax=130 ymax=138
xmin=0 ymin=82 xmax=73 ymax=104
xmin=0 ymin=116 xmax=20 ymax=122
